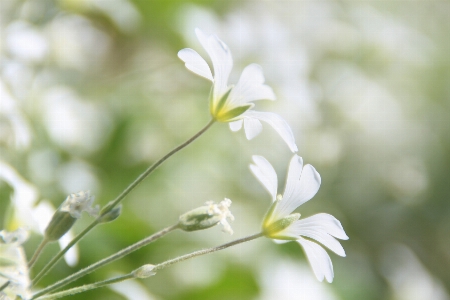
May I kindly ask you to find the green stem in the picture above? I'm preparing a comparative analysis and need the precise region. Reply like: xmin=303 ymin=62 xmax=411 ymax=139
xmin=28 ymin=238 xmax=49 ymax=269
xmin=31 ymin=224 xmax=179 ymax=299
xmin=34 ymin=232 xmax=264 ymax=300
xmin=32 ymin=220 xmax=100 ymax=286
xmin=34 ymin=273 xmax=135 ymax=300
xmin=0 ymin=281 xmax=10 ymax=293
xmin=153 ymin=232 xmax=264 ymax=271
xmin=32 ymin=119 xmax=215 ymax=285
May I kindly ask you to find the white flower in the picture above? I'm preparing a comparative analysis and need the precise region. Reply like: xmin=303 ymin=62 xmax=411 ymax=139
xmin=178 ymin=28 xmax=298 ymax=153
xmin=250 ymin=155 xmax=348 ymax=282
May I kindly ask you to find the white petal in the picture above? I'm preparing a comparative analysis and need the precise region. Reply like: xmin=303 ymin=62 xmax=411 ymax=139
xmin=178 ymin=48 xmax=213 ymax=81
xmin=273 ymin=239 xmax=290 ymax=244
xmin=294 ymin=213 xmax=349 ymax=240
xmin=273 ymin=163 xmax=320 ymax=219
xmin=283 ymin=155 xmax=303 ymax=206
xmin=195 ymin=28 xmax=233 ymax=102
xmin=59 ymin=231 xmax=79 ymax=266
xmin=292 ymin=164 xmax=321 ymax=207
xmin=228 ymin=64 xmax=276 ymax=107
xmin=243 ymin=118 xmax=263 ymax=140
xmin=296 ymin=237 xmax=334 ymax=282
xmin=250 ymin=155 xmax=278 ymax=202
xmin=285 ymin=219 xmax=346 ymax=256
xmin=243 ymin=110 xmax=298 ymax=153
xmin=229 ymin=119 xmax=243 ymax=131
xmin=32 ymin=201 xmax=55 ymax=234
xmin=271 ymin=155 xmax=303 ymax=219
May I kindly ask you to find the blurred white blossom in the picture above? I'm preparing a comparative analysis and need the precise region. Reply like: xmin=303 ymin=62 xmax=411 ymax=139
xmin=0 ymin=161 xmax=78 ymax=266
xmin=0 ymin=229 xmax=31 ymax=300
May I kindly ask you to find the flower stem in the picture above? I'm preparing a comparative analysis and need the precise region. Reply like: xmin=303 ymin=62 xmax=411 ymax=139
xmin=28 ymin=237 xmax=49 ymax=268
xmin=153 ymin=232 xmax=264 ymax=271
xmin=33 ymin=273 xmax=135 ymax=300
xmin=0 ymin=281 xmax=10 ymax=293
xmin=31 ymin=224 xmax=179 ymax=299
xmin=33 ymin=232 xmax=264 ymax=299
xmin=32 ymin=219 xmax=101 ymax=286
xmin=31 ymin=119 xmax=215 ymax=285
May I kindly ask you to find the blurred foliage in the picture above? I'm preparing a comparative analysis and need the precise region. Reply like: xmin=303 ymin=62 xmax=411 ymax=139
xmin=1 ymin=0 xmax=450 ymax=299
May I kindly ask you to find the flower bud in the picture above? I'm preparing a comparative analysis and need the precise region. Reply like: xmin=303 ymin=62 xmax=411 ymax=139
xmin=44 ymin=210 xmax=77 ymax=242
xmin=133 ymin=264 xmax=156 ymax=278
xmin=44 ymin=191 xmax=98 ymax=242
xmin=99 ymin=205 xmax=122 ymax=223
xmin=178 ymin=199 xmax=234 ymax=234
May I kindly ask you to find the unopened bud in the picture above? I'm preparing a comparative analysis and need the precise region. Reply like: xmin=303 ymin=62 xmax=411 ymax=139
xmin=133 ymin=264 xmax=156 ymax=278
xmin=44 ymin=210 xmax=77 ymax=242
xmin=99 ymin=205 xmax=122 ymax=223
xmin=44 ymin=191 xmax=98 ymax=241
xmin=178 ymin=199 xmax=234 ymax=234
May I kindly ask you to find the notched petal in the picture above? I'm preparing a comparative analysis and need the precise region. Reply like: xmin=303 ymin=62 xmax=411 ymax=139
xmin=178 ymin=48 xmax=213 ymax=81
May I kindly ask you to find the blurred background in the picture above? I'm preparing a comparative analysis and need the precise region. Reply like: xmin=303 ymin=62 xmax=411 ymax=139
xmin=1 ymin=0 xmax=450 ymax=299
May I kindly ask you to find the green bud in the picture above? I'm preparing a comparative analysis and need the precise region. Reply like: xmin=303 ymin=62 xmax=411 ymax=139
xmin=133 ymin=264 xmax=156 ymax=278
xmin=44 ymin=191 xmax=98 ymax=242
xmin=179 ymin=206 xmax=221 ymax=232
xmin=44 ymin=210 xmax=77 ymax=242
xmin=178 ymin=199 xmax=234 ymax=234
xmin=262 ymin=213 xmax=300 ymax=239
xmin=99 ymin=205 xmax=122 ymax=223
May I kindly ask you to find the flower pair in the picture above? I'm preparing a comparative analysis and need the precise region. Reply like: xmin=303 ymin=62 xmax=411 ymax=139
xmin=179 ymin=29 xmax=347 ymax=282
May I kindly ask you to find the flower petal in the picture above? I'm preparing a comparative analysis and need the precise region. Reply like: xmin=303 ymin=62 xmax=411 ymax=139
xmin=284 ymin=219 xmax=346 ymax=257
xmin=282 ymin=155 xmax=303 ymax=206
xmin=270 ymin=155 xmax=303 ymax=219
xmin=228 ymin=63 xmax=276 ymax=107
xmin=244 ymin=118 xmax=263 ymax=140
xmin=292 ymin=164 xmax=321 ymax=207
xmin=229 ymin=120 xmax=243 ymax=131
xmin=296 ymin=237 xmax=334 ymax=282
xmin=250 ymin=155 xmax=278 ymax=202
xmin=272 ymin=163 xmax=320 ymax=219
xmin=243 ymin=110 xmax=298 ymax=153
xmin=178 ymin=48 xmax=213 ymax=81
xmin=59 ymin=231 xmax=79 ymax=267
xmin=195 ymin=28 xmax=233 ymax=103
xmin=273 ymin=239 xmax=290 ymax=244
xmin=294 ymin=213 xmax=349 ymax=240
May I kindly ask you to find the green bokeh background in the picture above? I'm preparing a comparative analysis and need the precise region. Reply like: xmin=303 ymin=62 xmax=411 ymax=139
xmin=1 ymin=0 xmax=450 ymax=299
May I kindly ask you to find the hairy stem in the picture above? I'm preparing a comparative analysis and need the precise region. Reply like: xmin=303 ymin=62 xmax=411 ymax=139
xmin=31 ymin=224 xmax=179 ymax=299
xmin=154 ymin=232 xmax=264 ymax=271
xmin=32 ymin=119 xmax=215 ymax=285
xmin=28 ymin=238 xmax=49 ymax=269
xmin=34 ymin=273 xmax=135 ymax=300
xmin=34 ymin=232 xmax=264 ymax=299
